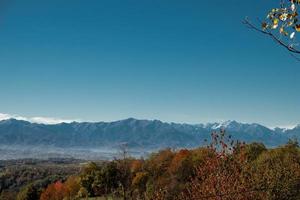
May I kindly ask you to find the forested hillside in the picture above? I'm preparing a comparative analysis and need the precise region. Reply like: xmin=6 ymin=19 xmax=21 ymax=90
xmin=2 ymin=131 xmax=299 ymax=200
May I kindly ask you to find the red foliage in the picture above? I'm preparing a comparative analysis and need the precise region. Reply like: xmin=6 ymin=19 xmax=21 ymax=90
xmin=179 ymin=131 xmax=265 ymax=200
xmin=40 ymin=181 xmax=68 ymax=200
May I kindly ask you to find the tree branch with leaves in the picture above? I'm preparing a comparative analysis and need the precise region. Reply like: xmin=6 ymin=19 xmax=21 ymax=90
xmin=244 ymin=0 xmax=300 ymax=58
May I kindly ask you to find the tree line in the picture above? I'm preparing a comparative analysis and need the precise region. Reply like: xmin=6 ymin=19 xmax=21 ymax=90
xmin=14 ymin=130 xmax=300 ymax=200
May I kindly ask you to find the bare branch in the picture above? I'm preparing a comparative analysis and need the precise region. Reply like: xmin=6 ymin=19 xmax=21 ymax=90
xmin=243 ymin=18 xmax=300 ymax=55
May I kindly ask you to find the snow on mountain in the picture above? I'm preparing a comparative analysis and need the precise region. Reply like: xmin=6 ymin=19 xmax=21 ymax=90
xmin=0 ymin=113 xmax=79 ymax=125
xmin=0 ymin=113 xmax=298 ymax=132
xmin=0 ymin=117 xmax=298 ymax=160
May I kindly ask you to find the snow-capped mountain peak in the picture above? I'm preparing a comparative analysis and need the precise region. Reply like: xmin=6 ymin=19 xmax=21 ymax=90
xmin=0 ymin=113 xmax=79 ymax=125
xmin=204 ymin=120 xmax=240 ymax=130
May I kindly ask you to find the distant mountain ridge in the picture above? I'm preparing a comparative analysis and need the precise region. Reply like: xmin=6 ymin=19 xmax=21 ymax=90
xmin=0 ymin=118 xmax=298 ymax=150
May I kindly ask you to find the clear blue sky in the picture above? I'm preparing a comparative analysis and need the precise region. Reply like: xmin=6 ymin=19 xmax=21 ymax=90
xmin=0 ymin=0 xmax=299 ymax=127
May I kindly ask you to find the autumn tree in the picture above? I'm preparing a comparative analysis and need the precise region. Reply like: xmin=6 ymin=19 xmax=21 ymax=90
xmin=241 ymin=142 xmax=267 ymax=162
xmin=179 ymin=130 xmax=266 ymax=200
xmin=63 ymin=176 xmax=81 ymax=200
xmin=144 ymin=148 xmax=174 ymax=199
xmin=130 ymin=159 xmax=144 ymax=174
xmin=40 ymin=181 xmax=68 ymax=200
xmin=168 ymin=149 xmax=193 ymax=182
xmin=116 ymin=144 xmax=133 ymax=200
xmin=145 ymin=148 xmax=174 ymax=180
xmin=132 ymin=172 xmax=149 ymax=200
xmin=250 ymin=142 xmax=300 ymax=200
xmin=79 ymin=162 xmax=99 ymax=197
xmin=92 ymin=162 xmax=120 ymax=199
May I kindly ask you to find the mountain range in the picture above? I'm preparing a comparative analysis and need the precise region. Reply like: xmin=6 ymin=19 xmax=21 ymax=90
xmin=0 ymin=118 xmax=298 ymax=160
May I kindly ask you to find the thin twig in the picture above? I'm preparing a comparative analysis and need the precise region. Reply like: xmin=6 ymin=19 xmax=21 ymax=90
xmin=243 ymin=18 xmax=300 ymax=54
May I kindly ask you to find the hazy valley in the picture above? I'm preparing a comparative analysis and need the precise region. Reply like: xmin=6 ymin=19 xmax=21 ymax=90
xmin=0 ymin=118 xmax=298 ymax=160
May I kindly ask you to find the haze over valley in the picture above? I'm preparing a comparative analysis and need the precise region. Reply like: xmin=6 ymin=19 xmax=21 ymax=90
xmin=0 ymin=117 xmax=298 ymax=160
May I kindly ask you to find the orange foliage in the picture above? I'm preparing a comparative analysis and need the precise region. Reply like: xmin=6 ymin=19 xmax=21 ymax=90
xmin=131 ymin=159 xmax=143 ymax=173
xmin=169 ymin=149 xmax=190 ymax=174
xmin=64 ymin=176 xmax=80 ymax=198
xmin=40 ymin=181 xmax=67 ymax=200
xmin=40 ymin=177 xmax=80 ymax=200
xmin=146 ymin=148 xmax=174 ymax=178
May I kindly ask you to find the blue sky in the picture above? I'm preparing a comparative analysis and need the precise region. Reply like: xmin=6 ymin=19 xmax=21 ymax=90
xmin=0 ymin=0 xmax=299 ymax=127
